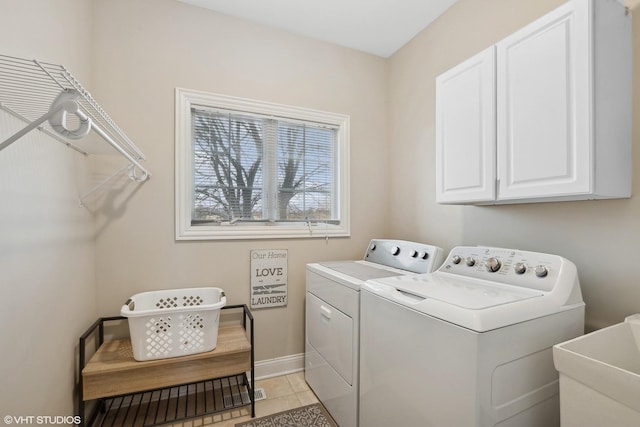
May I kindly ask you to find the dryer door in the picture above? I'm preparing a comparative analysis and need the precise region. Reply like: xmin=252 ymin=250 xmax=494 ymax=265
xmin=306 ymin=292 xmax=354 ymax=384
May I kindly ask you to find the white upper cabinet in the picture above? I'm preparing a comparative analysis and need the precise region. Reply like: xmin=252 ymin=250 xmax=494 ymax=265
xmin=496 ymin=1 xmax=590 ymax=200
xmin=436 ymin=47 xmax=496 ymax=203
xmin=436 ymin=0 xmax=631 ymax=205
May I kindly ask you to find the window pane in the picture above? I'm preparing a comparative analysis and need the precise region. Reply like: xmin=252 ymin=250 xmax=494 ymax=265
xmin=192 ymin=108 xmax=264 ymax=222
xmin=277 ymin=123 xmax=334 ymax=221
xmin=189 ymin=103 xmax=338 ymax=226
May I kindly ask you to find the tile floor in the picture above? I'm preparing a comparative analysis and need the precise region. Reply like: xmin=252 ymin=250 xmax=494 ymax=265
xmin=167 ymin=372 xmax=318 ymax=427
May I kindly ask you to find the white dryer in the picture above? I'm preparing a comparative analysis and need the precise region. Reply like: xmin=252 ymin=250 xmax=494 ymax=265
xmin=359 ymin=246 xmax=585 ymax=427
xmin=305 ymin=239 xmax=445 ymax=427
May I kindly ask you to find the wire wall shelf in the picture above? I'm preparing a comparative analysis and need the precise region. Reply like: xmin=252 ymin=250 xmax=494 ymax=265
xmin=0 ymin=54 xmax=151 ymax=192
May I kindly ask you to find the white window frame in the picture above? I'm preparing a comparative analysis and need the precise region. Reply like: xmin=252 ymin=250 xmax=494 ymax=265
xmin=175 ymin=88 xmax=350 ymax=240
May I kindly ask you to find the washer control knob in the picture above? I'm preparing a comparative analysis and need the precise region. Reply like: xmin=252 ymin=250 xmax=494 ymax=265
xmin=452 ymin=255 xmax=462 ymax=264
xmin=486 ymin=257 xmax=501 ymax=272
xmin=370 ymin=243 xmax=377 ymax=251
xmin=465 ymin=257 xmax=476 ymax=267
xmin=514 ymin=263 xmax=527 ymax=275
xmin=419 ymin=251 xmax=429 ymax=260
xmin=391 ymin=246 xmax=401 ymax=256
xmin=410 ymin=250 xmax=418 ymax=258
xmin=534 ymin=265 xmax=548 ymax=278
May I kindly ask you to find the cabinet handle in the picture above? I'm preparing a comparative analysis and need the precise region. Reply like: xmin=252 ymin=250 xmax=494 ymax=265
xmin=320 ymin=305 xmax=332 ymax=319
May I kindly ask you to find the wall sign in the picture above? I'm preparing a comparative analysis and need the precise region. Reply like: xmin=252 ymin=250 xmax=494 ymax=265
xmin=250 ymin=249 xmax=288 ymax=309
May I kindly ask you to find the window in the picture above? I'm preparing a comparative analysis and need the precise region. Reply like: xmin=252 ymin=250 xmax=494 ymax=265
xmin=175 ymin=88 xmax=350 ymax=240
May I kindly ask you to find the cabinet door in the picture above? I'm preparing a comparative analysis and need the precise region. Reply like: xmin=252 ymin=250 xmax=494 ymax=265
xmin=496 ymin=0 xmax=591 ymax=201
xmin=436 ymin=47 xmax=496 ymax=204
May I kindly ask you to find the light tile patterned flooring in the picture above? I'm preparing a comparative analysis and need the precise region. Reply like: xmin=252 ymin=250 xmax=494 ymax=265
xmin=166 ymin=372 xmax=318 ymax=427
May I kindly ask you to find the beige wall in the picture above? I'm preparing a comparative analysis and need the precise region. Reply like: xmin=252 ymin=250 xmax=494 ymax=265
xmin=90 ymin=0 xmax=389 ymax=361
xmin=0 ymin=0 xmax=96 ymax=416
xmin=388 ymin=0 xmax=640 ymax=331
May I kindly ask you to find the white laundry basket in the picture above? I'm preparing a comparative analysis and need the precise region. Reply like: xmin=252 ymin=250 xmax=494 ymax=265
xmin=121 ymin=287 xmax=226 ymax=361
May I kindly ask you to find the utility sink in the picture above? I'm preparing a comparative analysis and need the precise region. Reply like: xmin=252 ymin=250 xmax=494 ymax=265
xmin=553 ymin=314 xmax=640 ymax=427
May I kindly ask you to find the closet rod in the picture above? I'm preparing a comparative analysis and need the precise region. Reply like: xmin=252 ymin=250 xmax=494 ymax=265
xmin=90 ymin=114 xmax=149 ymax=181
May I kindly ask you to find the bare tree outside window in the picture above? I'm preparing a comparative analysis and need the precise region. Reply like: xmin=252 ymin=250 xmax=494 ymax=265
xmin=277 ymin=124 xmax=333 ymax=221
xmin=192 ymin=112 xmax=263 ymax=221
xmin=191 ymin=108 xmax=334 ymax=224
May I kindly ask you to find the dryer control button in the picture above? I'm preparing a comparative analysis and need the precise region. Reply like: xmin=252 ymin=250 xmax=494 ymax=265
xmin=465 ymin=257 xmax=476 ymax=267
xmin=452 ymin=255 xmax=462 ymax=264
xmin=391 ymin=246 xmax=401 ymax=256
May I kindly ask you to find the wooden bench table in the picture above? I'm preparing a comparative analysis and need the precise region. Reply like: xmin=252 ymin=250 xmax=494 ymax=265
xmin=77 ymin=305 xmax=254 ymax=427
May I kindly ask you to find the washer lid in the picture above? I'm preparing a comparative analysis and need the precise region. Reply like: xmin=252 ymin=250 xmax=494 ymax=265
xmin=362 ymin=274 xmax=553 ymax=332
xmin=318 ymin=261 xmax=407 ymax=282
xmin=391 ymin=274 xmax=543 ymax=310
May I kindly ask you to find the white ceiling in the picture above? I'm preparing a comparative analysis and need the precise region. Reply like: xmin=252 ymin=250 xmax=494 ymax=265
xmin=176 ymin=0 xmax=459 ymax=58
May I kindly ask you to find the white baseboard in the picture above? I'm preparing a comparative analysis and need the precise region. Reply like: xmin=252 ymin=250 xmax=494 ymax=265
xmin=253 ymin=353 xmax=304 ymax=380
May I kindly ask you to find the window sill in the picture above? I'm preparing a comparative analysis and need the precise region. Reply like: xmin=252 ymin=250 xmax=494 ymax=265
xmin=175 ymin=223 xmax=350 ymax=241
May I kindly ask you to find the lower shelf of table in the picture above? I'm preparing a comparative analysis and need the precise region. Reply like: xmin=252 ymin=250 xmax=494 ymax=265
xmin=91 ymin=373 xmax=252 ymax=427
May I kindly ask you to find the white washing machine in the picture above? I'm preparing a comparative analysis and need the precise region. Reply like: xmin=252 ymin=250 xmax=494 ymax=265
xmin=305 ymin=239 xmax=445 ymax=427
xmin=359 ymin=246 xmax=585 ymax=427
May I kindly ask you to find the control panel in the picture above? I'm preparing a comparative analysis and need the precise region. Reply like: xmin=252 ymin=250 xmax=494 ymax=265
xmin=364 ymin=239 xmax=445 ymax=274
xmin=439 ymin=246 xmax=565 ymax=292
